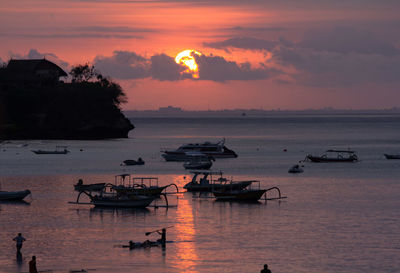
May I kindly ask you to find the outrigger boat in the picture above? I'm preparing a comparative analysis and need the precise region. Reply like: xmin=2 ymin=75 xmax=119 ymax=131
xmin=72 ymin=184 xmax=159 ymax=208
xmin=212 ymin=181 xmax=285 ymax=202
xmin=183 ymin=171 xmax=252 ymax=192
xmin=288 ymin=164 xmax=304 ymax=173
xmin=32 ymin=146 xmax=69 ymax=154
xmin=306 ymin=150 xmax=358 ymax=162
xmin=384 ymin=154 xmax=400 ymax=159
xmin=162 ymin=139 xmax=237 ymax=161
xmin=110 ymin=174 xmax=178 ymax=196
xmin=0 ymin=189 xmax=31 ymax=201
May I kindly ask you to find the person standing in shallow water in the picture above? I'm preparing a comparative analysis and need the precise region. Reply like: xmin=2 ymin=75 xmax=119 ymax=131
xmin=29 ymin=256 xmax=38 ymax=273
xmin=157 ymin=228 xmax=166 ymax=247
xmin=13 ymin=233 xmax=26 ymax=253
xmin=260 ymin=263 xmax=272 ymax=273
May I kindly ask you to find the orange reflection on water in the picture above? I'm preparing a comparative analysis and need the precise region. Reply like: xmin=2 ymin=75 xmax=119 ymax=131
xmin=174 ymin=196 xmax=199 ymax=273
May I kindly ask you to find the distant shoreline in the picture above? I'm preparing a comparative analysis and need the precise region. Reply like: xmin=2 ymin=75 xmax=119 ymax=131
xmin=125 ymin=108 xmax=400 ymax=118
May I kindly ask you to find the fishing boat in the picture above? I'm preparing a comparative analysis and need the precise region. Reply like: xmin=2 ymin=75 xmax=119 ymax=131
xmin=183 ymin=152 xmax=214 ymax=170
xmin=110 ymin=174 xmax=178 ymax=196
xmin=32 ymin=146 xmax=69 ymax=154
xmin=123 ymin=158 xmax=145 ymax=165
xmin=73 ymin=184 xmax=158 ymax=208
xmin=384 ymin=154 xmax=400 ymax=159
xmin=161 ymin=139 xmax=237 ymax=161
xmin=288 ymin=164 xmax=304 ymax=173
xmin=306 ymin=150 xmax=358 ymax=162
xmin=74 ymin=179 xmax=106 ymax=192
xmin=212 ymin=181 xmax=267 ymax=202
xmin=0 ymin=190 xmax=31 ymax=201
xmin=183 ymin=171 xmax=252 ymax=192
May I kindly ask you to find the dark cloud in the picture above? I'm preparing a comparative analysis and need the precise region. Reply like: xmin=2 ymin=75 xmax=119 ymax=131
xmin=0 ymin=33 xmax=143 ymax=39
xmin=194 ymin=54 xmax=271 ymax=82
xmin=94 ymin=51 xmax=150 ymax=79
xmin=273 ymin=46 xmax=400 ymax=86
xmin=299 ymin=26 xmax=399 ymax=56
xmin=204 ymin=37 xmax=277 ymax=51
xmin=92 ymin=50 xmax=273 ymax=82
xmin=74 ymin=26 xmax=157 ymax=33
xmin=9 ymin=49 xmax=69 ymax=71
xmin=150 ymin=54 xmax=185 ymax=81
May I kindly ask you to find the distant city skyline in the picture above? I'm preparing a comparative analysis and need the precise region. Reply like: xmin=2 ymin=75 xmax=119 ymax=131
xmin=1 ymin=0 xmax=400 ymax=110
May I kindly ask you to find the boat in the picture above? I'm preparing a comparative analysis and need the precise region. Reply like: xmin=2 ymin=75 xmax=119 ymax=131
xmin=384 ymin=154 xmax=400 ymax=159
xmin=183 ymin=171 xmax=252 ymax=192
xmin=74 ymin=179 xmax=106 ymax=192
xmin=74 ymin=184 xmax=157 ymax=208
xmin=183 ymin=152 xmax=214 ymax=170
xmin=161 ymin=139 xmax=237 ymax=161
xmin=32 ymin=146 xmax=69 ymax=154
xmin=123 ymin=158 xmax=145 ymax=166
xmin=0 ymin=190 xmax=31 ymax=201
xmin=110 ymin=174 xmax=177 ymax=196
xmin=288 ymin=164 xmax=304 ymax=173
xmin=306 ymin=150 xmax=358 ymax=162
xmin=212 ymin=181 xmax=266 ymax=202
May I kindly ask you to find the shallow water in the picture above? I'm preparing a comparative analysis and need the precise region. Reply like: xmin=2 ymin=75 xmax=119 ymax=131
xmin=1 ymin=115 xmax=400 ymax=273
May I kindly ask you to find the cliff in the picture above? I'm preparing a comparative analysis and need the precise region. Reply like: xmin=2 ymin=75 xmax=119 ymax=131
xmin=0 ymin=63 xmax=134 ymax=140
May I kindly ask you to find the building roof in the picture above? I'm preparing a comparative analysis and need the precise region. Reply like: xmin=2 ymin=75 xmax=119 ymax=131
xmin=7 ymin=59 xmax=67 ymax=77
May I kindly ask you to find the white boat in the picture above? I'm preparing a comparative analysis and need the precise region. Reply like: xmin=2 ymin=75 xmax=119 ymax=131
xmin=162 ymin=139 xmax=237 ymax=161
xmin=0 ymin=190 xmax=31 ymax=201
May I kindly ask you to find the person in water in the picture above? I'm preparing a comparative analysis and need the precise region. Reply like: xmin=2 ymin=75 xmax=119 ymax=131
xmin=260 ymin=264 xmax=272 ymax=273
xmin=13 ymin=233 xmax=26 ymax=253
xmin=156 ymin=228 xmax=166 ymax=247
xmin=29 ymin=256 xmax=38 ymax=273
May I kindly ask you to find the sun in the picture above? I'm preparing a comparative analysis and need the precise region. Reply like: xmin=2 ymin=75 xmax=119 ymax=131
xmin=175 ymin=49 xmax=202 ymax=78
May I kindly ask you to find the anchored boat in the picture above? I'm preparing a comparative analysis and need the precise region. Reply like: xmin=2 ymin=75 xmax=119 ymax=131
xmin=306 ymin=150 xmax=358 ymax=162
xmin=162 ymin=139 xmax=237 ymax=161
xmin=0 ymin=189 xmax=31 ymax=201
xmin=32 ymin=146 xmax=69 ymax=154
xmin=183 ymin=171 xmax=252 ymax=192
xmin=384 ymin=154 xmax=400 ymax=159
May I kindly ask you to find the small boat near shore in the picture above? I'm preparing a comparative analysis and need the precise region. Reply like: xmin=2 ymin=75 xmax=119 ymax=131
xmin=184 ymin=171 xmax=252 ymax=192
xmin=288 ymin=164 xmax=304 ymax=173
xmin=32 ymin=146 xmax=69 ymax=154
xmin=74 ymin=179 xmax=106 ymax=192
xmin=162 ymin=139 xmax=237 ymax=161
xmin=123 ymin=158 xmax=145 ymax=166
xmin=384 ymin=154 xmax=400 ymax=159
xmin=0 ymin=189 xmax=31 ymax=201
xmin=306 ymin=150 xmax=358 ymax=162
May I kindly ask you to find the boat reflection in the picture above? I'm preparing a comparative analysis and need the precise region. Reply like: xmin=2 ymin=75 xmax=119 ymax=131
xmin=174 ymin=197 xmax=199 ymax=272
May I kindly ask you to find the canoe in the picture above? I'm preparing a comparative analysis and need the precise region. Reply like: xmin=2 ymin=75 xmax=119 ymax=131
xmin=0 ymin=190 xmax=31 ymax=201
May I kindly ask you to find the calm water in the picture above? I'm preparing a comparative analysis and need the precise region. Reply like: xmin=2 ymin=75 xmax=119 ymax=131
xmin=0 ymin=115 xmax=400 ymax=273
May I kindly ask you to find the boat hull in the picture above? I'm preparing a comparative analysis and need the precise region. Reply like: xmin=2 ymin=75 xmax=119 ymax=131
xmin=384 ymin=154 xmax=400 ymax=159
xmin=213 ymin=189 xmax=267 ymax=201
xmin=91 ymin=195 xmax=155 ymax=208
xmin=0 ymin=190 xmax=31 ymax=201
xmin=306 ymin=155 xmax=357 ymax=162
xmin=74 ymin=183 xmax=106 ymax=192
xmin=32 ymin=150 xmax=69 ymax=154
xmin=184 ymin=181 xmax=252 ymax=192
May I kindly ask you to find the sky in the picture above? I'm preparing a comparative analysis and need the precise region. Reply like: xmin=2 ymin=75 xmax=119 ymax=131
xmin=1 ymin=0 xmax=400 ymax=110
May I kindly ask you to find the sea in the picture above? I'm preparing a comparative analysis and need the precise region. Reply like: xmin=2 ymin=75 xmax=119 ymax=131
xmin=0 ymin=115 xmax=399 ymax=273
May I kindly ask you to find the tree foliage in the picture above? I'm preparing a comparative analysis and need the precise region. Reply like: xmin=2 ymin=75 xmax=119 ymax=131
xmin=70 ymin=64 xmax=98 ymax=82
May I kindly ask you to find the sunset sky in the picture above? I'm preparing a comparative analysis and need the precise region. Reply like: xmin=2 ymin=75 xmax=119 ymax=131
xmin=1 ymin=0 xmax=400 ymax=110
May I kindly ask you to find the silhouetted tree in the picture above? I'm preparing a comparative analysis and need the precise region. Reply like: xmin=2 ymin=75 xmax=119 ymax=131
xmin=70 ymin=64 xmax=98 ymax=82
